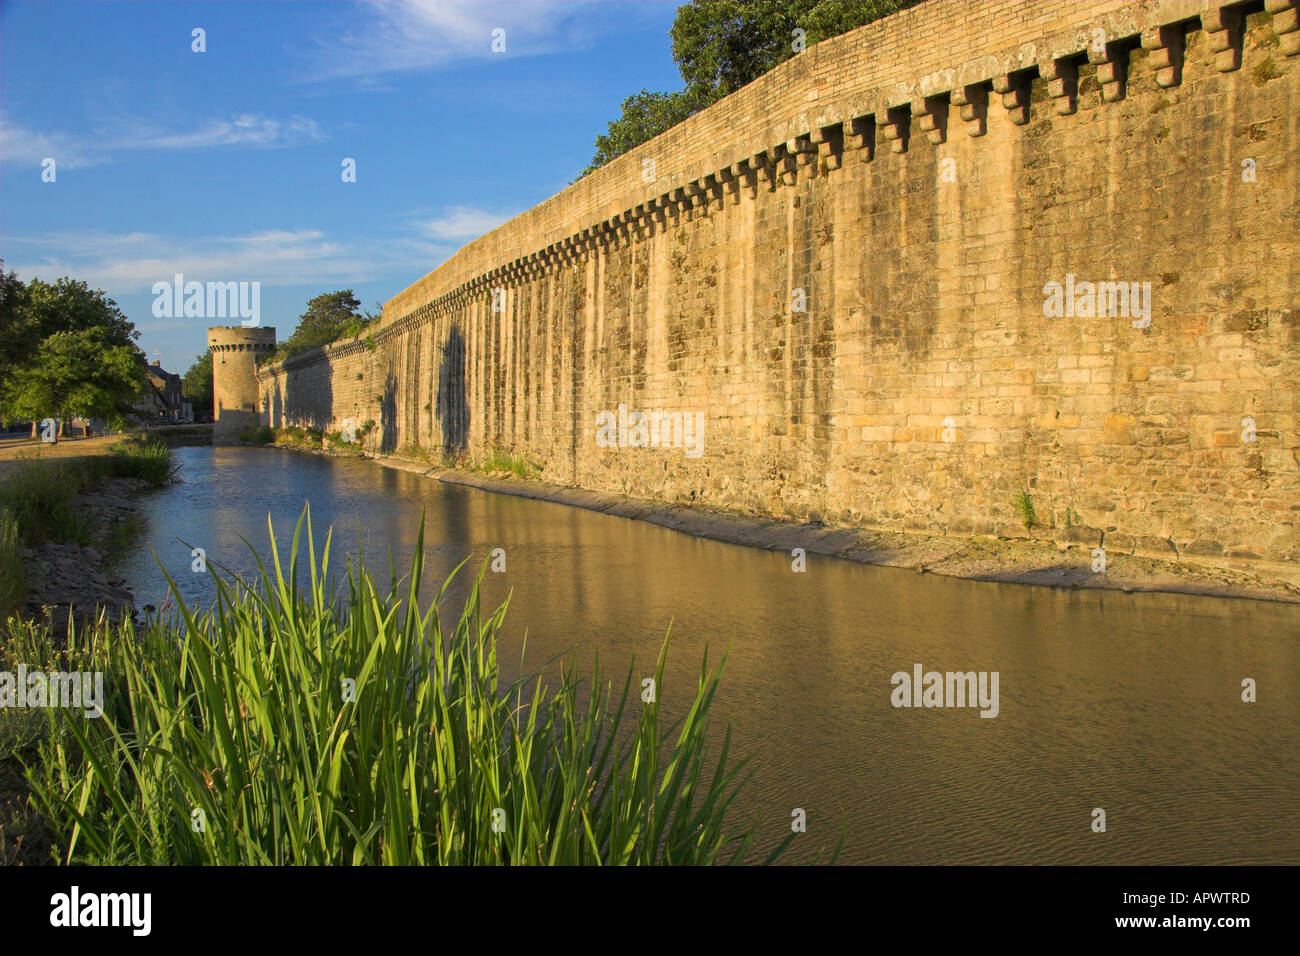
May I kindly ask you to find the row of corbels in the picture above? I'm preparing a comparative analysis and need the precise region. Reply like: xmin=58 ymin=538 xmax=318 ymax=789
xmin=380 ymin=0 xmax=1298 ymax=333
xmin=210 ymin=342 xmax=274 ymax=353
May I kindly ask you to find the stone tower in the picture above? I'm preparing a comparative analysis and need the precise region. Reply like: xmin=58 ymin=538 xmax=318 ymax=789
xmin=208 ymin=326 xmax=276 ymax=444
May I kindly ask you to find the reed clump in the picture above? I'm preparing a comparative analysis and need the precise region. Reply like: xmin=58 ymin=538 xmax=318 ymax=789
xmin=22 ymin=511 xmax=790 ymax=865
xmin=477 ymin=448 xmax=540 ymax=479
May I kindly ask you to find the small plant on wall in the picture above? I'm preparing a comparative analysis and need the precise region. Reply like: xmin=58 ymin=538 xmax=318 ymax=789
xmin=1013 ymin=491 xmax=1036 ymax=531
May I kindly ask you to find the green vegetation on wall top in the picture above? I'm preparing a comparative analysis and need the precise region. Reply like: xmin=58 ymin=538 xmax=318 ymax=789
xmin=580 ymin=0 xmax=923 ymax=176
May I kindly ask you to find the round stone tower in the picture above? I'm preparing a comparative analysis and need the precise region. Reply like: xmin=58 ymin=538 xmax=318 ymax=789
xmin=208 ymin=326 xmax=276 ymax=444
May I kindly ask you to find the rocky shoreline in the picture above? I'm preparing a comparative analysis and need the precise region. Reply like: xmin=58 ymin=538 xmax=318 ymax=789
xmin=362 ymin=454 xmax=1300 ymax=605
xmin=228 ymin=442 xmax=1300 ymax=604
xmin=18 ymin=477 xmax=147 ymax=640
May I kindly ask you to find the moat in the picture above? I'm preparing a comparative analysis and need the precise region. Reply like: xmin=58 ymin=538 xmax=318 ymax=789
xmin=113 ymin=447 xmax=1300 ymax=864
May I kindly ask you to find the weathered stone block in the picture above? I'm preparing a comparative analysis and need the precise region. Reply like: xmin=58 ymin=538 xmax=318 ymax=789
xmin=1103 ymin=413 xmax=1136 ymax=444
xmin=1104 ymin=532 xmax=1137 ymax=553
xmin=1059 ymin=526 xmax=1103 ymax=546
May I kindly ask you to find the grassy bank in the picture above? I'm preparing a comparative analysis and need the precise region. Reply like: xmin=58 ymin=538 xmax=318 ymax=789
xmin=0 ymin=436 xmax=178 ymax=620
xmin=8 ymin=512 xmax=799 ymax=865
xmin=1 ymin=436 xmax=181 ymax=860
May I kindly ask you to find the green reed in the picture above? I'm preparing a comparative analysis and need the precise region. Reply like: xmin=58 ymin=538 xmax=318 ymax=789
xmin=23 ymin=509 xmax=794 ymax=865
xmin=0 ymin=510 xmax=24 ymax=621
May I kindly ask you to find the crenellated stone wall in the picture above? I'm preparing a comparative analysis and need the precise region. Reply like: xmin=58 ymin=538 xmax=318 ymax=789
xmin=257 ymin=0 xmax=1300 ymax=572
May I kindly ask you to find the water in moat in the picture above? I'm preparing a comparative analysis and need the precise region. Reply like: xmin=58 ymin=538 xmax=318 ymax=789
xmin=112 ymin=446 xmax=1300 ymax=864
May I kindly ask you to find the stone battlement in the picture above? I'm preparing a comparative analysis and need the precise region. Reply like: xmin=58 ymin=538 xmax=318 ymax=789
xmin=378 ymin=0 xmax=1299 ymax=328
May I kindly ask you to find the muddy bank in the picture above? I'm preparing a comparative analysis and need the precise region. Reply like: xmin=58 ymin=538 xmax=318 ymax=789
xmin=350 ymin=454 xmax=1300 ymax=605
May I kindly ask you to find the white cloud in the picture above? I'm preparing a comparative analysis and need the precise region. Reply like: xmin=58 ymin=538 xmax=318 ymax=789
xmin=218 ymin=229 xmax=327 ymax=245
xmin=0 ymin=113 xmax=325 ymax=168
xmin=418 ymin=205 xmax=517 ymax=241
xmin=5 ymin=228 xmax=449 ymax=294
xmin=0 ymin=121 xmax=105 ymax=169
xmin=300 ymin=0 xmax=647 ymax=82
xmin=120 ymin=114 xmax=325 ymax=151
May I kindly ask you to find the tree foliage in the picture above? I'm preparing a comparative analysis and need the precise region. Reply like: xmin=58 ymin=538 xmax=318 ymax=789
xmin=0 ymin=266 xmax=33 ymax=384
xmin=584 ymin=88 xmax=710 ymax=174
xmin=1 ymin=328 xmax=146 ymax=428
xmin=22 ymin=276 xmax=139 ymax=344
xmin=0 ymin=265 xmax=147 ymax=431
xmin=266 ymin=289 xmax=379 ymax=364
xmin=582 ymin=0 xmax=922 ymax=174
xmin=182 ymin=350 xmax=214 ymax=417
xmin=292 ymin=289 xmax=365 ymax=347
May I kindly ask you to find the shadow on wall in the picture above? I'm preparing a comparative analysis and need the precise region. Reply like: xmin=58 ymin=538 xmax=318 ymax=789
xmin=381 ymin=370 xmax=398 ymax=453
xmin=437 ymin=325 xmax=469 ymax=458
xmin=279 ymin=352 xmax=334 ymax=431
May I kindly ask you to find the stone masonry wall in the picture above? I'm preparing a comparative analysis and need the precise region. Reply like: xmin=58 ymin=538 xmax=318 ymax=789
xmin=210 ymin=325 xmax=276 ymax=444
xmin=257 ymin=0 xmax=1300 ymax=571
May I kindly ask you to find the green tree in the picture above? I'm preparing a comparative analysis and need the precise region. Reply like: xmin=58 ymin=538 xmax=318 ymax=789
xmin=291 ymin=290 xmax=364 ymax=346
xmin=23 ymin=276 xmax=139 ymax=344
xmin=0 ymin=327 xmax=147 ymax=436
xmin=582 ymin=0 xmax=922 ymax=174
xmin=266 ymin=290 xmax=379 ymax=363
xmin=182 ymin=350 xmax=214 ymax=418
xmin=0 ymin=270 xmax=146 ymax=438
xmin=582 ymin=88 xmax=709 ymax=175
xmin=0 ymin=264 xmax=33 ymax=385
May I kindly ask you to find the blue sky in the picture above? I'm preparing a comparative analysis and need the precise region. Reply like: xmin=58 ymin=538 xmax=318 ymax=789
xmin=1 ymin=0 xmax=681 ymax=373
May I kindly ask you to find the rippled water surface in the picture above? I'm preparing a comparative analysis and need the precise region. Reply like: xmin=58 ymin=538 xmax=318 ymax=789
xmin=113 ymin=447 xmax=1300 ymax=864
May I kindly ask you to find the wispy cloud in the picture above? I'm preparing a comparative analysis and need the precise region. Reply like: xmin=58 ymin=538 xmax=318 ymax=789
xmin=0 ymin=113 xmax=325 ymax=168
xmin=300 ymin=0 xmax=640 ymax=82
xmin=0 ymin=122 xmax=106 ymax=169
xmin=5 ymin=228 xmax=448 ymax=293
xmin=116 ymin=113 xmax=325 ymax=151
xmin=418 ymin=205 xmax=518 ymax=241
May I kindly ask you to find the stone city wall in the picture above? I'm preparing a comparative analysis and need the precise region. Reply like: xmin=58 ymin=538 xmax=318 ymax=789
xmin=255 ymin=0 xmax=1300 ymax=568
